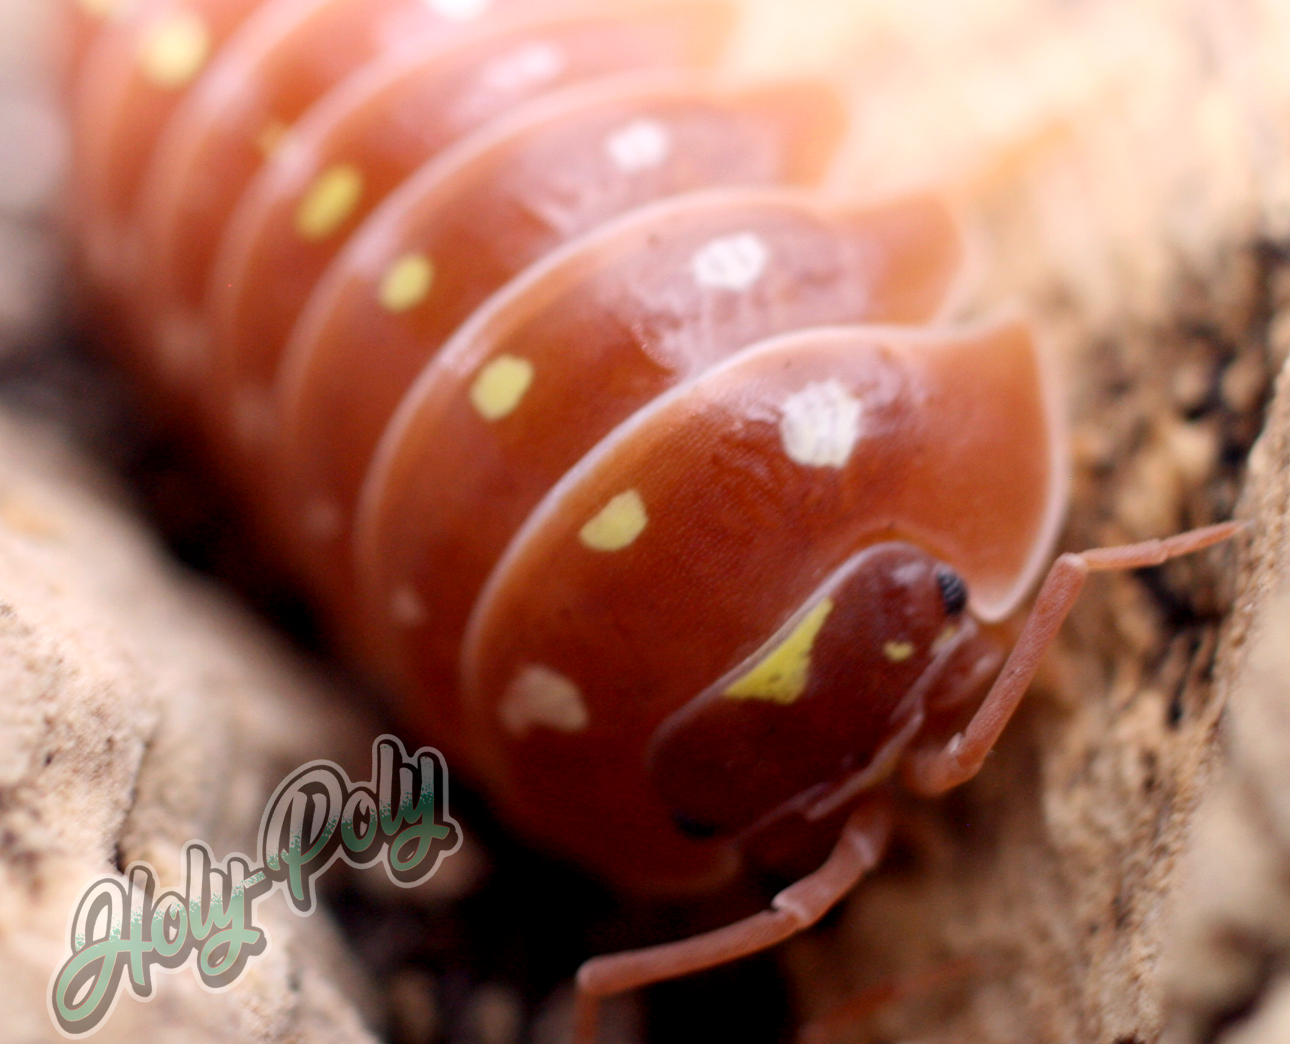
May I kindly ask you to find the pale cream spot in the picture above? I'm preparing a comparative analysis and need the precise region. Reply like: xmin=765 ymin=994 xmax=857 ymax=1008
xmin=138 ymin=10 xmax=211 ymax=89
xmin=499 ymin=665 xmax=588 ymax=736
xmin=379 ymin=253 xmax=435 ymax=313
xmin=579 ymin=490 xmax=647 ymax=552
xmin=389 ymin=585 xmax=428 ymax=627
xmin=691 ymin=232 xmax=768 ymax=291
xmin=295 ymin=164 xmax=363 ymax=241
xmin=780 ymin=379 xmax=862 ymax=468
xmin=480 ymin=42 xmax=565 ymax=93
xmin=725 ymin=598 xmax=834 ymax=704
xmin=302 ymin=498 xmax=342 ymax=542
xmin=231 ymin=386 xmax=275 ymax=450
xmin=469 ymin=355 xmax=534 ymax=421
xmin=425 ymin=0 xmax=491 ymax=21
xmin=256 ymin=120 xmax=290 ymax=158
xmin=605 ymin=118 xmax=671 ymax=172
xmin=883 ymin=640 xmax=915 ymax=663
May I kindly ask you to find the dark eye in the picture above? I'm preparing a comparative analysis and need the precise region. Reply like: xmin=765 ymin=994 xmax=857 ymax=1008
xmin=671 ymin=811 xmax=719 ymax=840
xmin=935 ymin=565 xmax=968 ymax=616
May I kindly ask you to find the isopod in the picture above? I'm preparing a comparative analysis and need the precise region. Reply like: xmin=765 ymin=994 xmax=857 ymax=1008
xmin=62 ymin=1 xmax=1242 ymax=1040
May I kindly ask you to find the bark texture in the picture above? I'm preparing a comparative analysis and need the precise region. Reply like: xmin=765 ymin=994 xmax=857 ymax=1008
xmin=0 ymin=406 xmax=385 ymax=1044
xmin=0 ymin=8 xmax=382 ymax=1034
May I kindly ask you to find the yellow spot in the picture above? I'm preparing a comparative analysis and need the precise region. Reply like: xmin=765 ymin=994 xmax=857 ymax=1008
xmin=295 ymin=164 xmax=363 ymax=241
xmin=725 ymin=599 xmax=834 ymax=704
xmin=883 ymin=640 xmax=915 ymax=663
xmin=138 ymin=10 xmax=210 ymax=89
xmin=256 ymin=120 xmax=289 ymax=158
xmin=579 ymin=490 xmax=647 ymax=552
xmin=470 ymin=355 xmax=533 ymax=421
xmin=379 ymin=253 xmax=435 ymax=313
xmin=500 ymin=665 xmax=588 ymax=735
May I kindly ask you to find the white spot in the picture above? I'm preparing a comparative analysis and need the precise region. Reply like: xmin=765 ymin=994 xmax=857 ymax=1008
xmin=425 ymin=0 xmax=491 ymax=20
xmin=779 ymin=380 xmax=863 ymax=468
xmin=480 ymin=42 xmax=565 ymax=93
xmin=499 ymin=665 xmax=589 ymax=736
xmin=891 ymin=561 xmax=927 ymax=587
xmin=302 ymin=498 xmax=342 ymax=541
xmin=605 ymin=118 xmax=671 ymax=172
xmin=691 ymin=232 xmax=768 ymax=291
xmin=389 ymin=585 xmax=427 ymax=627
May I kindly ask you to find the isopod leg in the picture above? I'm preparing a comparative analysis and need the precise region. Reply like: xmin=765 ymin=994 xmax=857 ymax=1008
xmin=572 ymin=799 xmax=893 ymax=1044
xmin=902 ymin=521 xmax=1244 ymax=797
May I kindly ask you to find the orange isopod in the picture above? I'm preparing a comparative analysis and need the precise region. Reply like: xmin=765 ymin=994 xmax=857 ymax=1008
xmin=62 ymin=2 xmax=1242 ymax=1040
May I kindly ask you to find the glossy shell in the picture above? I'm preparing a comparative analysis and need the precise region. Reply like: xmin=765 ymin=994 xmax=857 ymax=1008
xmin=66 ymin=0 xmax=1068 ymax=893
xmin=455 ymin=321 xmax=1062 ymax=887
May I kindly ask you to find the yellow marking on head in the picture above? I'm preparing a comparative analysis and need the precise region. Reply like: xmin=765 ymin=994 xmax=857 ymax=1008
xmin=883 ymin=640 xmax=915 ymax=663
xmin=295 ymin=164 xmax=363 ymax=241
xmin=469 ymin=355 xmax=534 ymax=421
xmin=138 ymin=10 xmax=211 ymax=89
xmin=500 ymin=665 xmax=588 ymax=736
xmin=379 ymin=253 xmax=435 ymax=313
xmin=725 ymin=598 xmax=834 ymax=704
xmin=579 ymin=490 xmax=647 ymax=552
xmin=256 ymin=120 xmax=290 ymax=158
